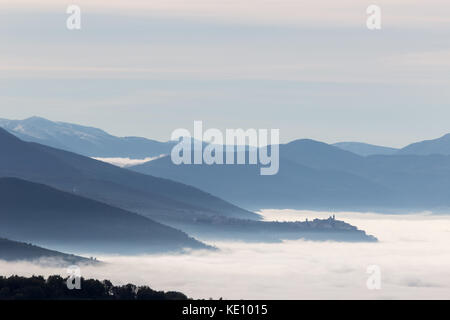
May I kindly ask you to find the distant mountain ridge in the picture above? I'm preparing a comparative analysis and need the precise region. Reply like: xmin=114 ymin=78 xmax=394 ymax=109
xmin=1 ymin=117 xmax=449 ymax=157
xmin=4 ymin=116 xmax=450 ymax=214
xmin=131 ymin=141 xmax=394 ymax=210
xmin=333 ymin=142 xmax=398 ymax=156
xmin=0 ymin=116 xmax=174 ymax=159
xmin=131 ymin=138 xmax=450 ymax=212
xmin=398 ymin=133 xmax=450 ymax=156
xmin=334 ymin=135 xmax=450 ymax=157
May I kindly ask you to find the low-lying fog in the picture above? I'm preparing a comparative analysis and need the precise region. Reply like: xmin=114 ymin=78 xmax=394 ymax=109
xmin=92 ymin=155 xmax=165 ymax=167
xmin=2 ymin=210 xmax=450 ymax=299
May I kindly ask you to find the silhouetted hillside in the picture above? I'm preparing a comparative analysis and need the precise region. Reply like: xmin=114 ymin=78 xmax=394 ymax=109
xmin=167 ymin=215 xmax=377 ymax=242
xmin=0 ymin=238 xmax=94 ymax=265
xmin=0 ymin=178 xmax=209 ymax=253
xmin=0 ymin=127 xmax=257 ymax=224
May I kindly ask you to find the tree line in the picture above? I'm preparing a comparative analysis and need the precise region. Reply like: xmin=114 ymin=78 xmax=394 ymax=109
xmin=0 ymin=275 xmax=188 ymax=300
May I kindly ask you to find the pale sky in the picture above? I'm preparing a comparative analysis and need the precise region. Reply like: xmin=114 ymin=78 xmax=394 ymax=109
xmin=1 ymin=0 xmax=449 ymax=147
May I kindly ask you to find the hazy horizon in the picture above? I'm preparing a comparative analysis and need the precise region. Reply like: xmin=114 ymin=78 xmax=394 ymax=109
xmin=1 ymin=114 xmax=449 ymax=149
xmin=1 ymin=0 xmax=449 ymax=147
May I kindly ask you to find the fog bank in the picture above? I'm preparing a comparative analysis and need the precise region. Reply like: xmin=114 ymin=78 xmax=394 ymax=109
xmin=1 ymin=210 xmax=450 ymax=299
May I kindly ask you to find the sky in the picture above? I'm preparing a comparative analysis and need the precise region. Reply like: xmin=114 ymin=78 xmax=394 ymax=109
xmin=2 ymin=210 xmax=450 ymax=299
xmin=0 ymin=0 xmax=449 ymax=147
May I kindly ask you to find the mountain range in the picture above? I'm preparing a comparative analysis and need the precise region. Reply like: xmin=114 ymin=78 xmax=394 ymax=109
xmin=0 ymin=126 xmax=255 ymax=222
xmin=2 ymin=117 xmax=450 ymax=214
xmin=0 ymin=116 xmax=174 ymax=159
xmin=0 ymin=177 xmax=208 ymax=253
xmin=333 ymin=134 xmax=450 ymax=157
xmin=0 ymin=124 xmax=376 ymax=248
xmin=131 ymin=139 xmax=450 ymax=212
xmin=2 ymin=117 xmax=450 ymax=157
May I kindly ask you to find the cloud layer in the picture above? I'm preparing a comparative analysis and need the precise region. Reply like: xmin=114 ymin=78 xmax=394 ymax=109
xmin=1 ymin=210 xmax=450 ymax=299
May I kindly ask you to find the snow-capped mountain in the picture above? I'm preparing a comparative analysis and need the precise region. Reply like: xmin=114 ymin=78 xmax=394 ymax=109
xmin=0 ymin=116 xmax=174 ymax=158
